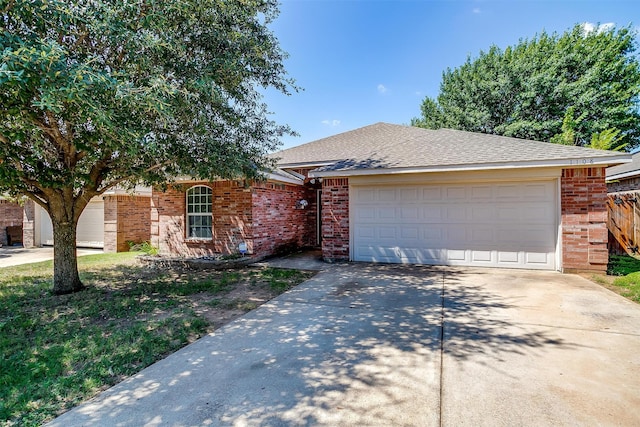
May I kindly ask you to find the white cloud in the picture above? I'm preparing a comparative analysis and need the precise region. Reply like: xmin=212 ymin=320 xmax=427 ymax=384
xmin=472 ymin=7 xmax=481 ymax=14
xmin=377 ymin=84 xmax=387 ymax=94
xmin=581 ymin=22 xmax=616 ymax=34
xmin=321 ymin=119 xmax=341 ymax=127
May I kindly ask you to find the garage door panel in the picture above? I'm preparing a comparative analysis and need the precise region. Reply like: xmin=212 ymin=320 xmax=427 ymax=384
xmin=378 ymin=226 xmax=396 ymax=239
xmin=447 ymin=249 xmax=467 ymax=261
xmin=352 ymin=180 xmax=557 ymax=270
xmin=446 ymin=187 xmax=467 ymax=199
xmin=471 ymin=186 xmax=493 ymax=199
xmin=422 ymin=206 xmax=444 ymax=221
xmin=525 ymin=252 xmax=553 ymax=265
xmin=423 ymin=187 xmax=442 ymax=200
xmin=400 ymin=188 xmax=420 ymax=201
xmin=496 ymin=185 xmax=522 ymax=199
xmin=400 ymin=206 xmax=419 ymax=220
xmin=471 ymin=250 xmax=493 ymax=262
xmin=446 ymin=207 xmax=468 ymax=222
xmin=471 ymin=206 xmax=494 ymax=222
xmin=498 ymin=251 xmax=519 ymax=263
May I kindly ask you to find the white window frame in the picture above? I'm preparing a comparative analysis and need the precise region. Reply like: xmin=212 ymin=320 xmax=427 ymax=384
xmin=186 ymin=185 xmax=213 ymax=240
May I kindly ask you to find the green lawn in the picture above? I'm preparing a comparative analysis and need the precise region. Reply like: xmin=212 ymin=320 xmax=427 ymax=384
xmin=605 ymin=255 xmax=640 ymax=303
xmin=0 ymin=252 xmax=314 ymax=426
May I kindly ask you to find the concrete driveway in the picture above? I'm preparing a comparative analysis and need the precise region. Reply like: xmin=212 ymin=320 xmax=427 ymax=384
xmin=47 ymin=264 xmax=640 ymax=426
xmin=0 ymin=246 xmax=102 ymax=268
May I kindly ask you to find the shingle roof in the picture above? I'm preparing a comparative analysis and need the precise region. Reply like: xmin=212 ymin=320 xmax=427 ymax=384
xmin=273 ymin=123 xmax=629 ymax=175
xmin=606 ymin=151 xmax=640 ymax=179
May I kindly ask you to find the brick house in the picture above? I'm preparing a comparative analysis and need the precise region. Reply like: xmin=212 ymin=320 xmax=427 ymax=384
xmin=7 ymin=189 xmax=151 ymax=252
xmin=153 ymin=123 xmax=629 ymax=272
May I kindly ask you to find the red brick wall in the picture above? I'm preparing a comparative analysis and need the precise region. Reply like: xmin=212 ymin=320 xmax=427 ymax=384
xmin=0 ymin=199 xmax=24 ymax=246
xmin=607 ymin=176 xmax=640 ymax=193
xmin=104 ymin=195 xmax=151 ymax=252
xmin=152 ymin=181 xmax=253 ymax=257
xmin=151 ymin=180 xmax=318 ymax=258
xmin=561 ymin=167 xmax=608 ymax=272
xmin=251 ymin=181 xmax=316 ymax=256
xmin=321 ymin=178 xmax=350 ymax=261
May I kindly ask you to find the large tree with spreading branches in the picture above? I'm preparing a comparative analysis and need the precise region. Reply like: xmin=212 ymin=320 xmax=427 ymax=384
xmin=0 ymin=0 xmax=295 ymax=294
xmin=412 ymin=24 xmax=640 ymax=150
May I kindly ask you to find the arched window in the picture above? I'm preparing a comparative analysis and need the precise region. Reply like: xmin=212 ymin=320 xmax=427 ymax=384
xmin=186 ymin=185 xmax=212 ymax=239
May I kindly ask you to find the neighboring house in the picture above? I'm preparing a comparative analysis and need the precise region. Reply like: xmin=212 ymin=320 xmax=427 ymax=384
xmin=5 ymin=187 xmax=151 ymax=252
xmin=153 ymin=122 xmax=629 ymax=273
xmin=606 ymin=151 xmax=640 ymax=193
xmin=605 ymin=152 xmax=640 ymax=255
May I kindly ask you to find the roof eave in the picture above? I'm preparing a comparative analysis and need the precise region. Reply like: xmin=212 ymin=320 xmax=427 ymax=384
xmin=278 ymin=161 xmax=337 ymax=169
xmin=309 ymin=155 xmax=632 ymax=178
xmin=606 ymin=169 xmax=640 ymax=182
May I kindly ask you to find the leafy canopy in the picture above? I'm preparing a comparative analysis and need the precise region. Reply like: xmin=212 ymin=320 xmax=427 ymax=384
xmin=0 ymin=0 xmax=295 ymax=206
xmin=0 ymin=0 xmax=295 ymax=294
xmin=412 ymin=24 xmax=640 ymax=150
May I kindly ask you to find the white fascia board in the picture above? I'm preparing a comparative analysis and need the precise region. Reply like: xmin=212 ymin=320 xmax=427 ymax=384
xmin=606 ymin=169 xmax=640 ymax=181
xmin=308 ymin=155 xmax=632 ymax=178
xmin=103 ymin=185 xmax=153 ymax=197
xmin=171 ymin=172 xmax=303 ymax=186
xmin=282 ymin=169 xmax=306 ymax=180
xmin=263 ymin=171 xmax=304 ymax=185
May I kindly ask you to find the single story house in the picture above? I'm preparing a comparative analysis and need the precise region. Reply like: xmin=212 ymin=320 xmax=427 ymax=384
xmin=151 ymin=123 xmax=630 ymax=272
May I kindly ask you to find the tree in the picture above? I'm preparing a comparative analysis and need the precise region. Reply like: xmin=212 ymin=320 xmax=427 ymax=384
xmin=412 ymin=24 xmax=640 ymax=149
xmin=0 ymin=0 xmax=295 ymax=294
xmin=550 ymin=106 xmax=627 ymax=151
xmin=549 ymin=106 xmax=583 ymax=145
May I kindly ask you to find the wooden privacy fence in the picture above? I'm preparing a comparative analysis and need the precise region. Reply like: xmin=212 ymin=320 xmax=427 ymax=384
xmin=608 ymin=192 xmax=640 ymax=255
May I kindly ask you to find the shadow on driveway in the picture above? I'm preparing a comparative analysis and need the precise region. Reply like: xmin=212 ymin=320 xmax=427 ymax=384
xmin=47 ymin=264 xmax=640 ymax=426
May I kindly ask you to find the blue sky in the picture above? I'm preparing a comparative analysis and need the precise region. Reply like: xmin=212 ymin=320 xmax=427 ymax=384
xmin=263 ymin=0 xmax=640 ymax=150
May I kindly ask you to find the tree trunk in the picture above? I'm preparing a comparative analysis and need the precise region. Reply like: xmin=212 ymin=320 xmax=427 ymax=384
xmin=51 ymin=219 xmax=84 ymax=295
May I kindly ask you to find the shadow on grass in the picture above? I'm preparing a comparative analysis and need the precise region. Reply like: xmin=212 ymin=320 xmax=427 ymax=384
xmin=1 ymin=260 xmax=312 ymax=426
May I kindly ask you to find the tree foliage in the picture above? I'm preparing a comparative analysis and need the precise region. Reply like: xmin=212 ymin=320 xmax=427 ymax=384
xmin=0 ymin=0 xmax=295 ymax=294
xmin=412 ymin=24 xmax=640 ymax=149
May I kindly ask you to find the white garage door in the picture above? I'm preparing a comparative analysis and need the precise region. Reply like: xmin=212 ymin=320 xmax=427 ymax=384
xmin=352 ymin=180 xmax=557 ymax=270
xmin=40 ymin=199 xmax=105 ymax=248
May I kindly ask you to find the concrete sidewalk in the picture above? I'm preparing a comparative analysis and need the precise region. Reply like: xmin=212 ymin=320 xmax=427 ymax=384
xmin=0 ymin=246 xmax=102 ymax=268
xmin=47 ymin=264 xmax=640 ymax=426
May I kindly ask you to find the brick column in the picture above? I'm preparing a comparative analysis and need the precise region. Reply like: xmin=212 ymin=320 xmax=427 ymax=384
xmin=22 ymin=200 xmax=36 ymax=248
xmin=561 ymin=167 xmax=608 ymax=272
xmin=104 ymin=195 xmax=151 ymax=252
xmin=321 ymin=178 xmax=350 ymax=261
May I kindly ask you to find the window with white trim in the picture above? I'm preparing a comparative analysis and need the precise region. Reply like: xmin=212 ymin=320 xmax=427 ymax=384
xmin=186 ymin=186 xmax=213 ymax=239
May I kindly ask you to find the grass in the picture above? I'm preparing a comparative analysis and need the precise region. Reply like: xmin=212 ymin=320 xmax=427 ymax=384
xmin=607 ymin=254 xmax=640 ymax=276
xmin=604 ymin=255 xmax=640 ymax=303
xmin=0 ymin=253 xmax=314 ymax=426
xmin=586 ymin=254 xmax=640 ymax=304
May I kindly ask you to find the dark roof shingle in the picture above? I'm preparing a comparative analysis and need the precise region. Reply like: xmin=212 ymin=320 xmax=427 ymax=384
xmin=273 ymin=123 xmax=628 ymax=173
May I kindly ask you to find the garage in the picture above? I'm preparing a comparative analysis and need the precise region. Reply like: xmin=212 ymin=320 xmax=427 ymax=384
xmin=40 ymin=199 xmax=105 ymax=248
xmin=351 ymin=179 xmax=558 ymax=270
